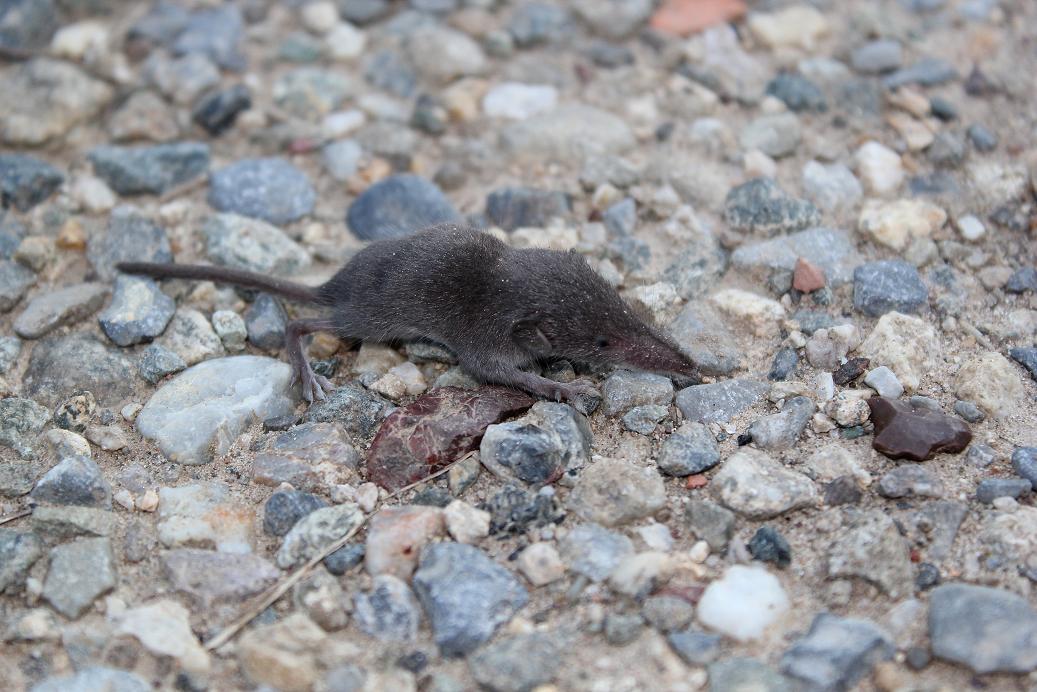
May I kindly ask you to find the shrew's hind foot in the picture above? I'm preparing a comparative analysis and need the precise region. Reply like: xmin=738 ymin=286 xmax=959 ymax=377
xmin=291 ymin=358 xmax=334 ymax=403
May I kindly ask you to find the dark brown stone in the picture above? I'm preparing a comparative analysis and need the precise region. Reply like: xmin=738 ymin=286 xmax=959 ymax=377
xmin=833 ymin=357 xmax=870 ymax=386
xmin=366 ymin=386 xmax=535 ymax=491
xmin=867 ymin=397 xmax=972 ymax=461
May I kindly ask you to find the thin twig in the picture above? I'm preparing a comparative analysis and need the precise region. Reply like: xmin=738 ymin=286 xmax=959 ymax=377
xmin=203 ymin=451 xmax=475 ymax=651
xmin=158 ymin=174 xmax=210 ymax=203
xmin=0 ymin=508 xmax=31 ymax=526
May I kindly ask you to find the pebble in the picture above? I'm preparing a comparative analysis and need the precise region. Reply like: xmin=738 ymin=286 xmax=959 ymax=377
xmin=31 ymin=668 xmax=150 ymax=692
xmin=955 ymin=352 xmax=1025 ymax=417
xmin=481 ymin=401 xmax=591 ymax=485
xmin=858 ymin=199 xmax=947 ymax=252
xmin=31 ymin=455 xmax=112 ymax=509
xmin=0 ymin=528 xmax=43 ymax=592
xmin=828 ymin=510 xmax=913 ymax=598
xmin=800 ymin=161 xmax=863 ymax=214
xmin=766 ymin=349 xmax=797 ymax=382
xmin=406 ymin=25 xmax=487 ymax=82
xmin=851 ymin=39 xmax=903 ymax=73
xmin=162 ymin=549 xmax=279 ymax=608
xmin=765 ymin=73 xmax=826 ymax=112
xmin=669 ymin=305 xmax=742 ymax=376
xmin=172 ymin=5 xmax=245 ymax=71
xmin=929 ymin=583 xmax=1037 ymax=673
xmin=354 ymin=574 xmax=422 ymax=642
xmin=98 ymin=275 xmax=175 ymax=347
xmin=88 ymin=143 xmax=209 ymax=196
xmin=211 ymin=311 xmax=246 ymax=351
xmin=468 ymin=631 xmax=564 ymax=692
xmin=864 ymin=366 xmax=904 ymax=398
xmin=346 ymin=174 xmax=461 ymax=241
xmin=558 ymin=522 xmax=635 ymax=582
xmin=192 ymin=84 xmax=252 ymax=136
xmin=780 ymin=613 xmax=894 ymax=691
xmin=326 ymin=22 xmax=366 ymax=61
xmin=0 ymin=154 xmax=64 ymax=212
xmin=0 ymin=59 xmax=114 ymax=146
xmin=697 ymin=565 xmax=790 ymax=642
xmin=868 ymin=396 xmax=971 ymax=461
xmin=443 ymin=500 xmax=490 ymax=544
xmin=159 ymin=308 xmax=224 ymax=365
xmin=884 ymin=57 xmax=958 ymax=89
xmin=853 ymin=260 xmax=928 ymax=316
xmin=976 ymin=478 xmax=1032 ymax=504
xmin=1010 ymin=348 xmax=1037 ymax=383
xmin=322 ymin=139 xmax=363 ymax=181
xmin=364 ymin=505 xmax=445 ymax=579
xmin=739 ymin=114 xmax=802 ymax=158
xmin=723 ymin=177 xmax=820 ymax=235
xmin=273 ymin=66 xmax=355 ymax=118
xmin=42 ymin=537 xmax=116 ymax=617
xmin=238 ymin=614 xmax=326 ymax=691
xmin=137 ymin=356 xmax=294 ymax=464
xmin=568 ymin=457 xmax=665 ymax=526
xmin=88 ymin=208 xmax=172 ymax=281
xmin=621 ymin=404 xmax=668 ymax=435
xmin=263 ymin=490 xmax=327 ymax=537
xmin=0 ymin=0 xmax=57 ymax=55
xmin=747 ymin=396 xmax=815 ymax=451
xmin=0 ymin=396 xmax=50 ymax=459
xmin=0 ymin=260 xmax=36 ymax=312
xmin=500 ymin=105 xmax=635 ymax=161
xmin=1006 ymin=267 xmax=1037 ymax=294
xmin=516 ymin=541 xmax=565 ymax=585
xmin=657 ymin=421 xmax=720 ymax=476
xmin=714 ymin=448 xmax=817 ymax=519
xmin=412 ymin=542 xmax=528 ymax=656
xmin=276 ymin=503 xmax=364 ymax=568
xmin=208 ymin=159 xmax=315 ymax=225
xmin=855 ymin=141 xmax=904 ymax=195
xmin=137 ymin=344 xmax=186 ymax=384
xmin=202 ymin=212 xmax=310 ymax=276
xmin=14 ymin=283 xmax=108 ymax=340
xmin=506 ymin=2 xmax=573 ymax=46
xmin=25 ymin=334 xmax=136 ymax=408
xmin=878 ymin=465 xmax=945 ymax=498
xmin=858 ymin=312 xmax=937 ymax=391
xmin=303 ymin=383 xmax=395 ymax=441
xmin=676 ymin=378 xmax=768 ymax=424
xmin=108 ymin=89 xmax=179 ymax=141
xmin=1011 ymin=448 xmax=1037 ymax=487
xmin=485 ymin=186 xmax=572 ymax=231
xmin=483 ymin=82 xmax=558 ymax=120
xmin=116 ymin=600 xmax=209 ymax=674
xmin=748 ymin=526 xmax=792 ymax=568
xmin=244 ymin=294 xmax=287 ymax=350
xmin=731 ymin=227 xmax=862 ymax=288
xmin=602 ymin=370 xmax=673 ymax=416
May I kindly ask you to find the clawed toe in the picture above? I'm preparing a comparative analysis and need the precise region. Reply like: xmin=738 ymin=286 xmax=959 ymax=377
xmin=296 ymin=364 xmax=333 ymax=404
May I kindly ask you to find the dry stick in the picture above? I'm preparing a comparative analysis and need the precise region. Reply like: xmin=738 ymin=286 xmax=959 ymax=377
xmin=204 ymin=451 xmax=475 ymax=651
xmin=0 ymin=508 xmax=31 ymax=526
xmin=158 ymin=174 xmax=210 ymax=204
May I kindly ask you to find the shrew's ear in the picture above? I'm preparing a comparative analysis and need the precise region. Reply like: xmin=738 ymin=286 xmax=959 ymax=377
xmin=511 ymin=317 xmax=553 ymax=355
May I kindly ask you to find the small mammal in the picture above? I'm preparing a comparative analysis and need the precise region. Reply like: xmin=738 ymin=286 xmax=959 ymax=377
xmin=119 ymin=224 xmax=699 ymax=403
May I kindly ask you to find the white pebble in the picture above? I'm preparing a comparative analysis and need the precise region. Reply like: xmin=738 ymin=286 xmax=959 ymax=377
xmin=443 ymin=500 xmax=490 ymax=544
xmin=697 ymin=565 xmax=790 ymax=641
xmin=113 ymin=488 xmax=135 ymax=511
xmin=483 ymin=82 xmax=558 ymax=120
xmin=956 ymin=214 xmax=986 ymax=241
xmin=300 ymin=1 xmax=339 ymax=34
xmin=325 ymin=22 xmax=366 ymax=61
xmin=357 ymin=482 xmax=379 ymax=513
xmin=50 ymin=21 xmax=109 ymax=60
xmin=855 ymin=141 xmax=904 ymax=195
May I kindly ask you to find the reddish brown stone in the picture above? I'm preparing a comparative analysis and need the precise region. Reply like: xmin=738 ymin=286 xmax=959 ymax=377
xmin=650 ymin=0 xmax=747 ymax=37
xmin=867 ymin=397 xmax=972 ymax=462
xmin=366 ymin=386 xmax=535 ymax=491
xmin=685 ymin=474 xmax=708 ymax=489
xmin=793 ymin=257 xmax=826 ymax=293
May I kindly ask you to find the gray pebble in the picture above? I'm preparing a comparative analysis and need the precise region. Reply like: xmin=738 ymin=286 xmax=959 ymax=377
xmin=209 ymin=158 xmax=315 ymax=225
xmin=853 ymin=260 xmax=928 ymax=316
xmin=88 ymin=142 xmax=209 ymax=196
xmin=976 ymin=477 xmax=1031 ymax=504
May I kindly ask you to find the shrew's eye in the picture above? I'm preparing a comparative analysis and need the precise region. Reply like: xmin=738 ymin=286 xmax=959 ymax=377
xmin=595 ymin=337 xmax=610 ymax=349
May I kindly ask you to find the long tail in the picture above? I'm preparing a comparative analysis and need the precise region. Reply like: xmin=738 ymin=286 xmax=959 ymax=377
xmin=116 ymin=262 xmax=320 ymax=303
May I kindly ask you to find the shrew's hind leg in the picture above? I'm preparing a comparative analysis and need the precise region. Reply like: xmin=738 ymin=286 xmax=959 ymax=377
xmin=459 ymin=354 xmax=599 ymax=413
xmin=286 ymin=318 xmax=338 ymax=403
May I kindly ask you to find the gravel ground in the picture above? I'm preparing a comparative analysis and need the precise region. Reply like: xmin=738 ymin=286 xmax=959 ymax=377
xmin=1 ymin=0 xmax=1037 ymax=690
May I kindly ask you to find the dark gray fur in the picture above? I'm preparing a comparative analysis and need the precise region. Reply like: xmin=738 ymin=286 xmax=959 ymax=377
xmin=119 ymin=224 xmax=699 ymax=403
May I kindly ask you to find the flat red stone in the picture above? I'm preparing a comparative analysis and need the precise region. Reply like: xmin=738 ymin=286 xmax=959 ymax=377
xmin=793 ymin=256 xmax=826 ymax=293
xmin=366 ymin=386 xmax=535 ymax=491
xmin=650 ymin=0 xmax=747 ymax=37
xmin=867 ymin=396 xmax=972 ymax=462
